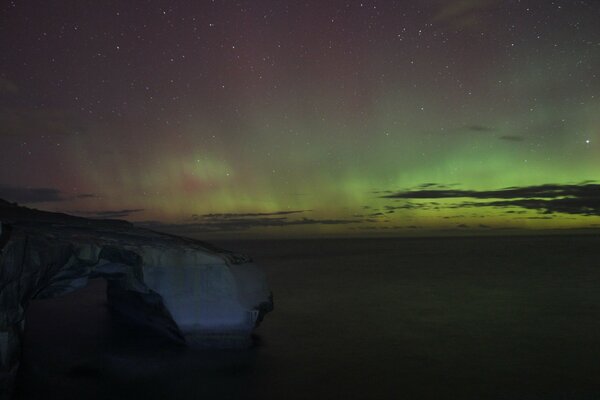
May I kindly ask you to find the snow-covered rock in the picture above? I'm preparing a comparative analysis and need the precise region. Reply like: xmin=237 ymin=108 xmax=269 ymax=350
xmin=0 ymin=199 xmax=273 ymax=398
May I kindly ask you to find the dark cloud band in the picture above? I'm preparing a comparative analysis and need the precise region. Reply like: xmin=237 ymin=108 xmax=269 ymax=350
xmin=0 ymin=184 xmax=64 ymax=203
xmin=140 ymin=216 xmax=364 ymax=233
xmin=193 ymin=210 xmax=310 ymax=219
xmin=382 ymin=182 xmax=600 ymax=216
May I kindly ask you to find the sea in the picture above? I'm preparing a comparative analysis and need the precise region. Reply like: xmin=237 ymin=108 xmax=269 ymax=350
xmin=15 ymin=235 xmax=600 ymax=399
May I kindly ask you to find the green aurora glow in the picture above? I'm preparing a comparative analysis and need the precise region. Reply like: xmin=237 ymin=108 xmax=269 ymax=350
xmin=0 ymin=1 xmax=599 ymax=237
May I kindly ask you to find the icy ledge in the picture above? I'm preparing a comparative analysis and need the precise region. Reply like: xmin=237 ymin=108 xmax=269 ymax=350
xmin=0 ymin=199 xmax=273 ymax=398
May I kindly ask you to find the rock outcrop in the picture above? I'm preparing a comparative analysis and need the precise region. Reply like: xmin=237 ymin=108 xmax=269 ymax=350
xmin=0 ymin=199 xmax=273 ymax=398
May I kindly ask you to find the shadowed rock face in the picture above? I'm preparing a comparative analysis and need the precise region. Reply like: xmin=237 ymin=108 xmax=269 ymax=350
xmin=0 ymin=200 xmax=273 ymax=398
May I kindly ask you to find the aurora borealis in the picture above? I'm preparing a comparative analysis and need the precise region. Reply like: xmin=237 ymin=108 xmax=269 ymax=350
xmin=1 ymin=0 xmax=599 ymax=237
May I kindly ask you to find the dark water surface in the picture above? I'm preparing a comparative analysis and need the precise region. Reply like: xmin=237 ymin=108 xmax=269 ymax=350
xmin=16 ymin=235 xmax=600 ymax=399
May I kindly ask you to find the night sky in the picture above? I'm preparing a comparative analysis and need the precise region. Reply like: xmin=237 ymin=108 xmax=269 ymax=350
xmin=1 ymin=0 xmax=599 ymax=238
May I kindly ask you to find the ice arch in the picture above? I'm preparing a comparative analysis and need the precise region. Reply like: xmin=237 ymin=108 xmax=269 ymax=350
xmin=0 ymin=201 xmax=273 ymax=398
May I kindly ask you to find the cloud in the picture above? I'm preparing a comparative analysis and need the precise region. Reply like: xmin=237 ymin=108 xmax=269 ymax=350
xmin=383 ymin=203 xmax=436 ymax=211
xmin=443 ymin=215 xmax=465 ymax=219
xmin=466 ymin=197 xmax=600 ymax=217
xmin=353 ymin=225 xmax=407 ymax=231
xmin=192 ymin=210 xmax=309 ymax=219
xmin=382 ymin=182 xmax=600 ymax=216
xmin=383 ymin=183 xmax=598 ymax=200
xmin=499 ymin=135 xmax=524 ymax=142
xmin=425 ymin=124 xmax=497 ymax=136
xmin=417 ymin=182 xmax=460 ymax=189
xmin=0 ymin=185 xmax=98 ymax=204
xmin=140 ymin=215 xmax=365 ymax=233
xmin=0 ymin=184 xmax=64 ymax=203
xmin=75 ymin=193 xmax=97 ymax=199
xmin=81 ymin=209 xmax=145 ymax=219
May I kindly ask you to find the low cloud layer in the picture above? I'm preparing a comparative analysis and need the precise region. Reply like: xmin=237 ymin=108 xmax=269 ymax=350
xmin=0 ymin=184 xmax=64 ymax=203
xmin=0 ymin=184 xmax=95 ymax=204
xmin=192 ymin=210 xmax=309 ymax=219
xmin=82 ymin=209 xmax=145 ymax=219
xmin=382 ymin=182 xmax=600 ymax=217
xmin=141 ymin=214 xmax=365 ymax=233
xmin=499 ymin=135 xmax=524 ymax=142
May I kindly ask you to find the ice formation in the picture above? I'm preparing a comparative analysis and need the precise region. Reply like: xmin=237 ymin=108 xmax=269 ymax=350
xmin=0 ymin=199 xmax=273 ymax=398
